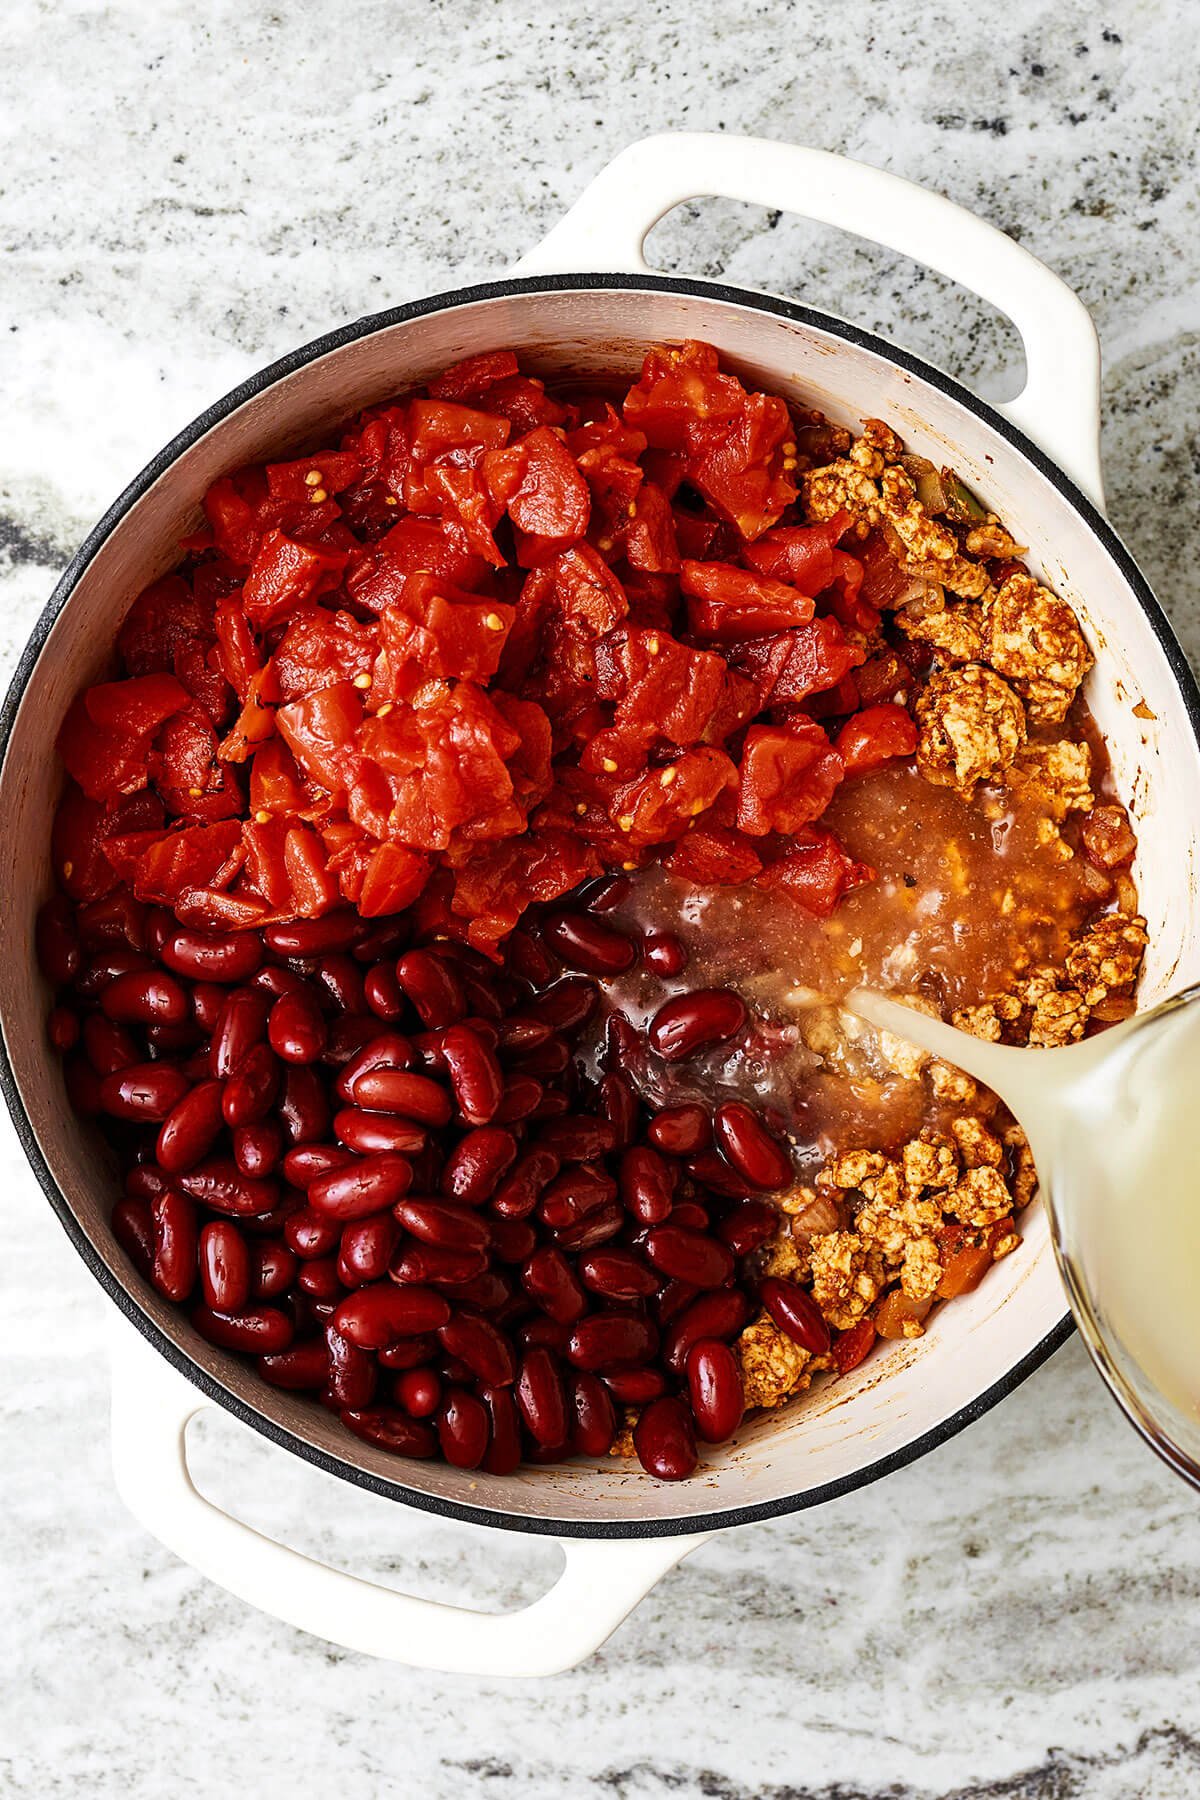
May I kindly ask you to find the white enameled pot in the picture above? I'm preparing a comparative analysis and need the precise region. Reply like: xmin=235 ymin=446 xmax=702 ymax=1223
xmin=3 ymin=134 xmax=1198 ymax=1677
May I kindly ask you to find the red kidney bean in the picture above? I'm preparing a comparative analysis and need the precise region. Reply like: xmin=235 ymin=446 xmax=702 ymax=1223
xmin=390 ymin=1243 xmax=488 ymax=1286
xmin=47 ymin=1005 xmax=80 ymax=1053
xmin=505 ymin=1034 xmax=569 ymax=1077
xmin=74 ymin=947 xmax=152 ymax=999
xmin=538 ymin=1165 xmax=618 ymax=1233
xmin=642 ymin=931 xmax=688 ymax=977
xmin=599 ymin=1073 xmax=638 ymax=1149
xmin=36 ymin=896 xmax=81 ymax=985
xmin=489 ymin=1217 xmax=536 ymax=1265
xmin=568 ymin=1371 xmax=617 ymax=1456
xmin=198 ymin=1220 xmax=251 ymax=1311
xmin=529 ymin=977 xmax=598 ymax=1033
xmin=519 ymin=1316 xmax=569 ymax=1352
xmin=647 ymin=1103 xmax=712 ymax=1155
xmin=634 ymin=1396 xmax=698 ymax=1481
xmin=78 ymin=890 xmax=149 ymax=951
xmin=285 ymin=1207 xmax=342 ymax=1260
xmin=491 ymin=1148 xmax=560 ymax=1220
xmin=644 ymin=1225 xmax=733 ymax=1289
xmin=436 ymin=1126 xmax=515 ymax=1206
xmin=537 ymin=1116 xmax=616 ymax=1161
xmin=340 ymin=1407 xmax=436 ymax=1457
xmin=603 ymin=1013 xmax=640 ymax=1072
xmin=333 ymin=1283 xmax=450 ymax=1349
xmin=149 ymin=1190 xmax=198 ymax=1303
xmin=446 ymin=1269 xmax=514 ymax=1313
xmin=396 ymin=1366 xmax=441 ymax=1418
xmin=761 ymin=1276 xmax=832 ymax=1355
xmin=578 ymin=1248 xmax=659 ymax=1301
xmin=714 ymin=1102 xmax=792 ymax=1190
xmin=437 ymin=1311 xmax=516 ymax=1386
xmin=233 ymin=1119 xmax=283 ymax=1178
xmin=718 ymin=1199 xmax=781 ymax=1257
xmin=251 ymin=1240 xmax=296 ymax=1301
xmin=685 ymin=1150 xmax=755 ymax=1200
xmin=309 ymin=1153 xmax=412 ymax=1220
xmin=324 ymin=1010 xmax=402 ymax=1066
xmin=437 ymin=1388 xmax=490 ymax=1468
xmin=377 ymin=1332 xmax=438 ymax=1371
xmin=603 ymin=1366 xmax=667 ymax=1404
xmin=618 ymin=1144 xmax=676 ymax=1225
xmin=191 ymin=982 xmax=227 ymax=1032
xmin=543 ymin=911 xmax=637 ymax=977
xmin=493 ymin=1076 xmax=546 ymax=1124
xmin=363 ymin=961 xmax=406 ymax=1020
xmin=276 ymin=1062 xmax=331 ymax=1145
xmin=99 ymin=969 xmax=188 ymax=1027
xmin=581 ymin=872 xmax=632 ymax=914
xmin=333 ymin=1106 xmax=426 ymax=1156
xmin=211 ymin=988 xmax=271 ymax=1080
xmin=338 ymin=1213 xmax=400 ymax=1286
xmin=156 ymin=1079 xmax=224 ymax=1174
xmin=314 ymin=953 xmax=366 ymax=1016
xmin=264 ymin=911 xmax=360 ymax=956
xmin=438 ymin=1023 xmax=503 ymax=1126
xmin=687 ymin=1339 xmax=744 ymax=1443
xmin=177 ymin=1159 xmax=279 ymax=1217
xmin=298 ymin=1255 xmax=343 ymax=1300
xmin=480 ymin=1384 xmax=523 ymax=1474
xmin=350 ymin=917 xmax=410 ymax=964
xmin=664 ymin=1290 xmax=751 ymax=1375
xmin=516 ymin=1347 xmax=567 ymax=1447
xmin=283 ymin=1144 xmax=354 ymax=1188
xmin=395 ymin=949 xmax=467 ymax=1028
xmin=506 ymin=926 xmax=556 ymax=987
xmin=192 ymin=1303 xmax=294 ymax=1355
xmin=146 ymin=1020 xmax=203 ymax=1056
xmin=520 ymin=1246 xmax=587 ymax=1324
xmin=125 ymin=1163 xmax=171 ymax=1202
xmin=162 ymin=929 xmax=262 ymax=984
xmin=393 ymin=1197 xmax=490 ymax=1254
xmin=252 ymin=965 xmax=309 ymax=1000
xmin=83 ymin=1013 xmax=141 ymax=1076
xmin=111 ymin=1196 xmax=155 ymax=1276
xmin=64 ymin=1055 xmax=102 ymax=1116
xmin=316 ymin=1327 xmax=371 ymax=1411
xmin=348 ymin=1067 xmax=452 ymax=1126
xmin=668 ymin=1201 xmax=710 ymax=1231
xmin=99 ymin=1062 xmax=190 ymax=1122
xmin=259 ymin=1340 xmax=330 ymax=1390
xmin=495 ymin=1016 xmax=553 ymax=1054
xmin=221 ymin=1041 xmax=280 ymax=1128
xmin=267 ymin=988 xmax=328 ymax=1065
xmin=553 ymin=1200 xmax=626 ymax=1252
xmin=567 ymin=1312 xmax=659 ymax=1372
xmin=647 ymin=991 xmax=747 ymax=1063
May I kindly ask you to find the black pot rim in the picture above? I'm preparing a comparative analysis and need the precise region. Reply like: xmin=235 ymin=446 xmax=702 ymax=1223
xmin=3 ymin=270 xmax=1195 ymax=1541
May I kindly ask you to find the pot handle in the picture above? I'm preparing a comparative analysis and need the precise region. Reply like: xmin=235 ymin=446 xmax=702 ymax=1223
xmin=514 ymin=133 xmax=1104 ymax=507
xmin=109 ymin=1322 xmax=708 ymax=1675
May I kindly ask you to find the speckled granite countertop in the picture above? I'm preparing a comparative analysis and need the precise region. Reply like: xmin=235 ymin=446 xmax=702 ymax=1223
xmin=2 ymin=2 xmax=1199 ymax=1795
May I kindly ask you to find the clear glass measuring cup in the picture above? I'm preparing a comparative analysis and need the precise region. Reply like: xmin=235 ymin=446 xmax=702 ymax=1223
xmin=850 ymin=985 xmax=1200 ymax=1491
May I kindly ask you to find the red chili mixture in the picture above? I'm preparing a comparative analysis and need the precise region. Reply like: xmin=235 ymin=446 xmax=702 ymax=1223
xmin=40 ymin=342 xmax=1147 ymax=1479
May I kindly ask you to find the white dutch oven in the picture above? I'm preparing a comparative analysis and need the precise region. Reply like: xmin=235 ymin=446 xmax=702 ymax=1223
xmin=3 ymin=134 xmax=1198 ymax=1677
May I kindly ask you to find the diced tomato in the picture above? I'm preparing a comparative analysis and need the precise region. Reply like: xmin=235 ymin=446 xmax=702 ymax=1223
xmin=757 ymin=828 xmax=875 ymax=915
xmin=202 ymin=476 xmax=263 ymax=566
xmin=612 ymin=747 xmax=738 ymax=848
xmin=154 ymin=707 xmax=245 ymax=820
xmin=57 ymin=696 xmax=154 ymax=802
xmin=480 ymin=375 xmax=571 ymax=434
xmin=265 ymin=451 xmax=363 ymax=503
xmin=117 ymin=575 xmax=215 ymax=676
xmin=742 ymin=514 xmax=849 ymax=597
xmin=282 ymin=823 xmax=340 ymax=917
xmin=610 ymin=628 xmax=726 ymax=749
xmin=218 ymin=665 xmax=280 ymax=765
xmin=737 ymin=719 xmax=845 ymax=836
xmin=624 ymin=482 xmax=680 ymax=573
xmin=379 ymin=576 xmax=513 ymax=687
xmin=132 ymin=820 xmax=243 ymax=904
xmin=551 ymin=544 xmax=628 ymax=641
xmin=830 ymin=1317 xmax=877 ymax=1374
xmin=426 ymin=350 xmax=520 ymax=402
xmin=408 ymin=398 xmax=511 ymax=463
xmin=276 ymin=681 xmax=364 ymax=797
xmin=681 ymin=561 xmax=816 ymax=640
xmin=270 ymin=605 xmax=378 ymax=701
xmin=689 ymin=391 xmax=796 ymax=540
xmin=84 ymin=672 xmax=190 ymax=738
xmin=665 ymin=823 xmax=764 ymax=886
xmin=623 ymin=340 xmax=746 ymax=452
xmin=856 ymin=528 xmax=912 ymax=611
xmin=835 ymin=703 xmax=918 ymax=776
xmin=241 ymin=530 xmax=348 ymax=631
xmin=729 ymin=618 xmax=865 ymax=707
xmin=357 ymin=841 xmax=432 ymax=917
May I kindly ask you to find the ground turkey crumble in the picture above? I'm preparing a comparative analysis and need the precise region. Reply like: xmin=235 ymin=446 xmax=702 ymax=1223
xmin=715 ymin=416 xmax=1148 ymax=1417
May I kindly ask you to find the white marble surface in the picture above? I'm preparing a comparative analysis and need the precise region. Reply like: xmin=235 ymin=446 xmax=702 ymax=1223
xmin=2 ymin=2 xmax=1200 ymax=1794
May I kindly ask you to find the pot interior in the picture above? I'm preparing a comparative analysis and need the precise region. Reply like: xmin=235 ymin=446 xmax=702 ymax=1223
xmin=4 ymin=280 xmax=1198 ymax=1531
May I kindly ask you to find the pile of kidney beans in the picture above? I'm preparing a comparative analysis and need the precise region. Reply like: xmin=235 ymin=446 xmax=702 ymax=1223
xmin=38 ymin=871 xmax=844 ymax=1481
